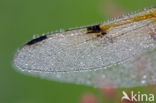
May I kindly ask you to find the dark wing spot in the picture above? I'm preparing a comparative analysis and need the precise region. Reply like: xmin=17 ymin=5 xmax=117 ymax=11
xmin=87 ymin=25 xmax=101 ymax=33
xmin=26 ymin=35 xmax=47 ymax=45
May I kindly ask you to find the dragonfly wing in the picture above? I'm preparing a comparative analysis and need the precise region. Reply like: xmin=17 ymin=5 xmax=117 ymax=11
xmin=13 ymin=17 xmax=156 ymax=87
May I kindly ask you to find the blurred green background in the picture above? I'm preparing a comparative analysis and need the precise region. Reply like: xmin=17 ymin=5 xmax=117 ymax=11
xmin=0 ymin=0 xmax=156 ymax=103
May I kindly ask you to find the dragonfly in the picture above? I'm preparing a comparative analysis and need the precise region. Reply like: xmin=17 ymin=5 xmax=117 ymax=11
xmin=13 ymin=7 xmax=156 ymax=88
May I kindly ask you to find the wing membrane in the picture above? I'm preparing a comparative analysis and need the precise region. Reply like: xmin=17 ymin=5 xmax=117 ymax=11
xmin=13 ymin=7 xmax=156 ymax=88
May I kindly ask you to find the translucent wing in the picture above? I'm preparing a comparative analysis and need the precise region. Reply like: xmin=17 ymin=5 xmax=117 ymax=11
xmin=13 ymin=7 xmax=156 ymax=88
